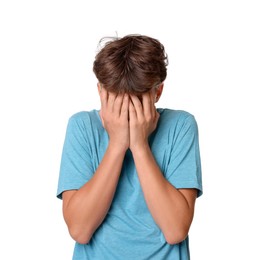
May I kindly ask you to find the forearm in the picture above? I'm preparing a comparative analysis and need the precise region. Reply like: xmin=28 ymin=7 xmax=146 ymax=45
xmin=132 ymin=144 xmax=195 ymax=244
xmin=63 ymin=144 xmax=126 ymax=244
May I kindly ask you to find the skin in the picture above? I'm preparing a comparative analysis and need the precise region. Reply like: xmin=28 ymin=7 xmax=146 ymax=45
xmin=62 ymin=85 xmax=197 ymax=245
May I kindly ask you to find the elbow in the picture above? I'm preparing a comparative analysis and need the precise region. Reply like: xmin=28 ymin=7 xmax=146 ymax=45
xmin=68 ymin=225 xmax=92 ymax=244
xmin=164 ymin=227 xmax=189 ymax=245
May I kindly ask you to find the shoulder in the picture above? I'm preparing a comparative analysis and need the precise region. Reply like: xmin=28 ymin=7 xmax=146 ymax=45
xmin=65 ymin=110 xmax=101 ymax=134
xmin=157 ymin=108 xmax=197 ymax=129
xmin=68 ymin=110 xmax=100 ymax=125
xmin=155 ymin=108 xmax=199 ymax=142
xmin=69 ymin=110 xmax=94 ymax=121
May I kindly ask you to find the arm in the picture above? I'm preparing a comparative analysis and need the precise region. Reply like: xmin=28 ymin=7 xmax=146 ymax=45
xmin=129 ymin=93 xmax=197 ymax=245
xmin=131 ymin=145 xmax=197 ymax=245
xmin=62 ymin=89 xmax=129 ymax=244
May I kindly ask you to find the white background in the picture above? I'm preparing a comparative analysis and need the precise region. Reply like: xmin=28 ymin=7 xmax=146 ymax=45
xmin=0 ymin=0 xmax=259 ymax=259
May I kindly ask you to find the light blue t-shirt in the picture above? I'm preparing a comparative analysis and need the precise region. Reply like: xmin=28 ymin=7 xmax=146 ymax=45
xmin=57 ymin=108 xmax=203 ymax=260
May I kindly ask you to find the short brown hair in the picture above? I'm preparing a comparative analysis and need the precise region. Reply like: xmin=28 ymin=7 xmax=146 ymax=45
xmin=93 ymin=34 xmax=168 ymax=94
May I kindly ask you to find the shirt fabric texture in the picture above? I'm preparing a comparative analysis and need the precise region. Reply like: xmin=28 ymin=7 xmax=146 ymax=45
xmin=57 ymin=108 xmax=203 ymax=260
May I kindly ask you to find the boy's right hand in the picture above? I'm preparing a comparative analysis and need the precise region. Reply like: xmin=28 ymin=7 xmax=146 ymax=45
xmin=99 ymin=88 xmax=130 ymax=153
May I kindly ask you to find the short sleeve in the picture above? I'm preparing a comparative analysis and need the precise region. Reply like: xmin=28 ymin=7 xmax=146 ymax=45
xmin=165 ymin=115 xmax=203 ymax=197
xmin=56 ymin=115 xmax=94 ymax=199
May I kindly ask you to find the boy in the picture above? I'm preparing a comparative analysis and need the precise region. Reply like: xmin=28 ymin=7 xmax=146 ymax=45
xmin=57 ymin=35 xmax=203 ymax=259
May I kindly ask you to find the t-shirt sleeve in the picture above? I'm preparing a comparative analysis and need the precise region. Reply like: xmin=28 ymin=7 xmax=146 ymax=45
xmin=165 ymin=114 xmax=203 ymax=197
xmin=56 ymin=115 xmax=94 ymax=199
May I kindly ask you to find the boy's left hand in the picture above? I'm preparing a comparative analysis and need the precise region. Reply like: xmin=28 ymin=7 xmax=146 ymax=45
xmin=129 ymin=91 xmax=160 ymax=152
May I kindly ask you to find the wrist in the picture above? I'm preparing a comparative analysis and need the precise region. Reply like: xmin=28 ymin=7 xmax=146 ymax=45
xmin=130 ymin=141 xmax=150 ymax=156
xmin=108 ymin=140 xmax=128 ymax=155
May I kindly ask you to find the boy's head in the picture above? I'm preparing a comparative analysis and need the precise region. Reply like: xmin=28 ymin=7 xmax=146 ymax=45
xmin=93 ymin=34 xmax=168 ymax=98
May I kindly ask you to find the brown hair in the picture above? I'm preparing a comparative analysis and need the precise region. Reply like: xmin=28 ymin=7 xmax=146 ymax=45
xmin=93 ymin=34 xmax=168 ymax=94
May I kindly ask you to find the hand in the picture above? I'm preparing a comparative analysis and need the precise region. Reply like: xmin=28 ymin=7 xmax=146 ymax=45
xmin=129 ymin=91 xmax=160 ymax=152
xmin=100 ymin=88 xmax=130 ymax=152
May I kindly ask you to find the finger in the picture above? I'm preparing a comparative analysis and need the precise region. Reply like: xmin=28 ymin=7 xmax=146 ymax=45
xmin=107 ymin=91 xmax=117 ymax=111
xmin=150 ymin=91 xmax=156 ymax=118
xmin=120 ymin=94 xmax=129 ymax=120
xmin=113 ymin=93 xmax=125 ymax=116
xmin=129 ymin=100 xmax=137 ymax=122
xmin=130 ymin=94 xmax=143 ymax=119
xmin=142 ymin=92 xmax=152 ymax=119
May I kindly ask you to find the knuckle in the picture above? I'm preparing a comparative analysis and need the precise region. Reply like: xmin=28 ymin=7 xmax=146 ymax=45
xmin=146 ymin=114 xmax=152 ymax=122
xmin=139 ymin=118 xmax=145 ymax=125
